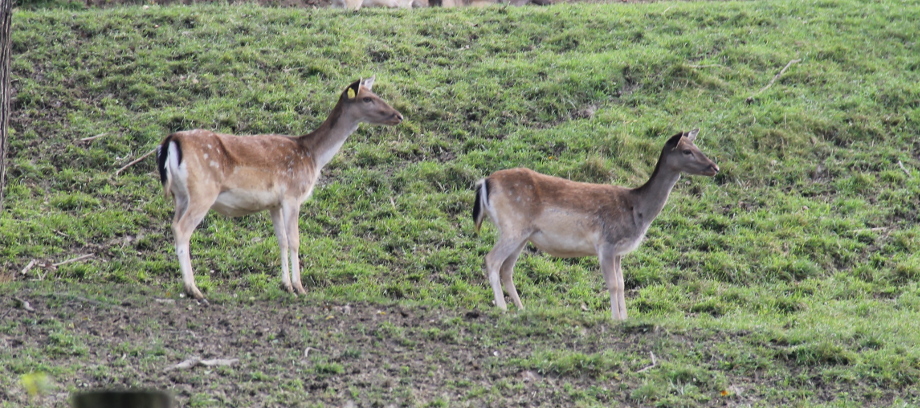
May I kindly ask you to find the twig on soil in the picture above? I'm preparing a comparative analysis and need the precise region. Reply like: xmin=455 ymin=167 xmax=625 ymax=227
xmin=637 ymin=352 xmax=658 ymax=373
xmin=52 ymin=254 xmax=94 ymax=267
xmin=165 ymin=358 xmax=201 ymax=372
xmin=165 ymin=357 xmax=239 ymax=372
xmin=114 ymin=148 xmax=157 ymax=176
xmin=0 ymin=308 xmax=12 ymax=319
xmin=304 ymin=347 xmax=324 ymax=358
xmin=78 ymin=133 xmax=108 ymax=143
xmin=199 ymin=358 xmax=239 ymax=367
xmin=898 ymin=160 xmax=911 ymax=177
xmin=20 ymin=259 xmax=36 ymax=275
xmin=12 ymin=297 xmax=35 ymax=312
xmin=746 ymin=59 xmax=802 ymax=103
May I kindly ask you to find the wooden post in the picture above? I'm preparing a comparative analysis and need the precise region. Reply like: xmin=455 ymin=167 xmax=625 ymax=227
xmin=0 ymin=0 xmax=12 ymax=211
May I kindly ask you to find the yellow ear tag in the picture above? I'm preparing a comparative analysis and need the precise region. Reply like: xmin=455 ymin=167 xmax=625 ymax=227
xmin=347 ymin=88 xmax=356 ymax=99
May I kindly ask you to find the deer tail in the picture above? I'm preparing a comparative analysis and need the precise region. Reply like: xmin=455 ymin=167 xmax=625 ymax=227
xmin=473 ymin=178 xmax=490 ymax=233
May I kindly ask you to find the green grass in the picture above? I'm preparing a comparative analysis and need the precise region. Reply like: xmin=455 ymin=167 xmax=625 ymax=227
xmin=4 ymin=0 xmax=920 ymax=406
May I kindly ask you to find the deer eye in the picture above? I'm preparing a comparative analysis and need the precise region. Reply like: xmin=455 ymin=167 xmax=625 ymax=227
xmin=682 ymin=150 xmax=692 ymax=155
xmin=363 ymin=97 xmax=373 ymax=103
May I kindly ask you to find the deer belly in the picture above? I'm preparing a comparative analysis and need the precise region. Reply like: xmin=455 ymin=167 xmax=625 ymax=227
xmin=528 ymin=231 xmax=598 ymax=258
xmin=212 ymin=190 xmax=280 ymax=217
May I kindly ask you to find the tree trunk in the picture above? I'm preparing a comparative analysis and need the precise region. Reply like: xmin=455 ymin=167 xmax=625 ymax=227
xmin=0 ymin=0 xmax=11 ymax=211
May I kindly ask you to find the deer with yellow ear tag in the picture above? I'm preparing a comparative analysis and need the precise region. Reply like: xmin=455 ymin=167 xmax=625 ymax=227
xmin=157 ymin=77 xmax=403 ymax=300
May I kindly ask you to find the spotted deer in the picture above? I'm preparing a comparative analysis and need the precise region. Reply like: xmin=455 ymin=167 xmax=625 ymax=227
xmin=156 ymin=77 xmax=403 ymax=300
xmin=472 ymin=129 xmax=719 ymax=319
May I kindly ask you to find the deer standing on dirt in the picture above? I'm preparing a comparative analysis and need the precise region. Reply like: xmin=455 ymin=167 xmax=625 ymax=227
xmin=156 ymin=77 xmax=403 ymax=301
xmin=472 ymin=129 xmax=719 ymax=320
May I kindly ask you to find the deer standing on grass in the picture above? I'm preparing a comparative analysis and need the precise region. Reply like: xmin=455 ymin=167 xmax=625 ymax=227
xmin=472 ymin=129 xmax=719 ymax=320
xmin=156 ymin=77 xmax=403 ymax=301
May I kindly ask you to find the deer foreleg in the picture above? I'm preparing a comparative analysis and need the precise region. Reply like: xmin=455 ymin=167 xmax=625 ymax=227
xmin=284 ymin=204 xmax=306 ymax=295
xmin=600 ymin=248 xmax=627 ymax=320
xmin=269 ymin=207 xmax=293 ymax=293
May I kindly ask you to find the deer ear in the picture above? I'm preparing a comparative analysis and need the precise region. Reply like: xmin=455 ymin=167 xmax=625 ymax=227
xmin=360 ymin=76 xmax=376 ymax=91
xmin=686 ymin=128 xmax=700 ymax=142
xmin=346 ymin=80 xmax=360 ymax=100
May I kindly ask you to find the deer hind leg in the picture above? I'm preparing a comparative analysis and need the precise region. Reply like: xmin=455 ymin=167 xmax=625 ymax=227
xmin=283 ymin=203 xmax=306 ymax=295
xmin=485 ymin=235 xmax=528 ymax=311
xmin=499 ymin=242 xmax=527 ymax=310
xmin=172 ymin=198 xmax=213 ymax=301
xmin=269 ymin=207 xmax=293 ymax=293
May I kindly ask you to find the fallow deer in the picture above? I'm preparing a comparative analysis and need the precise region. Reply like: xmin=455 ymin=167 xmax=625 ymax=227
xmin=156 ymin=77 xmax=403 ymax=300
xmin=472 ymin=129 xmax=719 ymax=320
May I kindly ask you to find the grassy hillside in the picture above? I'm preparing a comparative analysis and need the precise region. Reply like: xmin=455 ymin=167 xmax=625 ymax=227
xmin=3 ymin=0 xmax=920 ymax=406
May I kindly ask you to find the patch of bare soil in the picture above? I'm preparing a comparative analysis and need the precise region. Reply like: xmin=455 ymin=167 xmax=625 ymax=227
xmin=2 ymin=286 xmax=897 ymax=407
xmin=4 ymin=287 xmax=639 ymax=407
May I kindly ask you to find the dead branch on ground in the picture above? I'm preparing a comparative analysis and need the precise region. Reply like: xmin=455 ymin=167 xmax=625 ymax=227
xmin=898 ymin=160 xmax=911 ymax=177
xmin=114 ymin=148 xmax=157 ymax=176
xmin=20 ymin=259 xmax=36 ymax=275
xmin=77 ymin=133 xmax=108 ymax=143
xmin=637 ymin=352 xmax=658 ymax=373
xmin=12 ymin=297 xmax=34 ymax=312
xmin=52 ymin=254 xmax=94 ymax=267
xmin=746 ymin=59 xmax=802 ymax=103
xmin=165 ymin=357 xmax=239 ymax=372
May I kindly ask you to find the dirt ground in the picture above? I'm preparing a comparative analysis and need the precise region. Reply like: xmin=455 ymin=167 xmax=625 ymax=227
xmin=4 ymin=286 xmax=681 ymax=407
xmin=7 ymin=284 xmax=885 ymax=407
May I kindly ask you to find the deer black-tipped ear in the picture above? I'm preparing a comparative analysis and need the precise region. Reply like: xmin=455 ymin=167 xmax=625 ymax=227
xmin=686 ymin=128 xmax=700 ymax=142
xmin=345 ymin=80 xmax=361 ymax=100
xmin=360 ymin=76 xmax=375 ymax=91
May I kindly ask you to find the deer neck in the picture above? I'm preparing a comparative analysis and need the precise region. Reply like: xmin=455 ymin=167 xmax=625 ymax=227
xmin=631 ymin=156 xmax=682 ymax=224
xmin=298 ymin=100 xmax=361 ymax=170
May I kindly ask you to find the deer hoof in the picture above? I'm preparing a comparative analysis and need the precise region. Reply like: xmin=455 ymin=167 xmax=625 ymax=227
xmin=186 ymin=287 xmax=206 ymax=301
